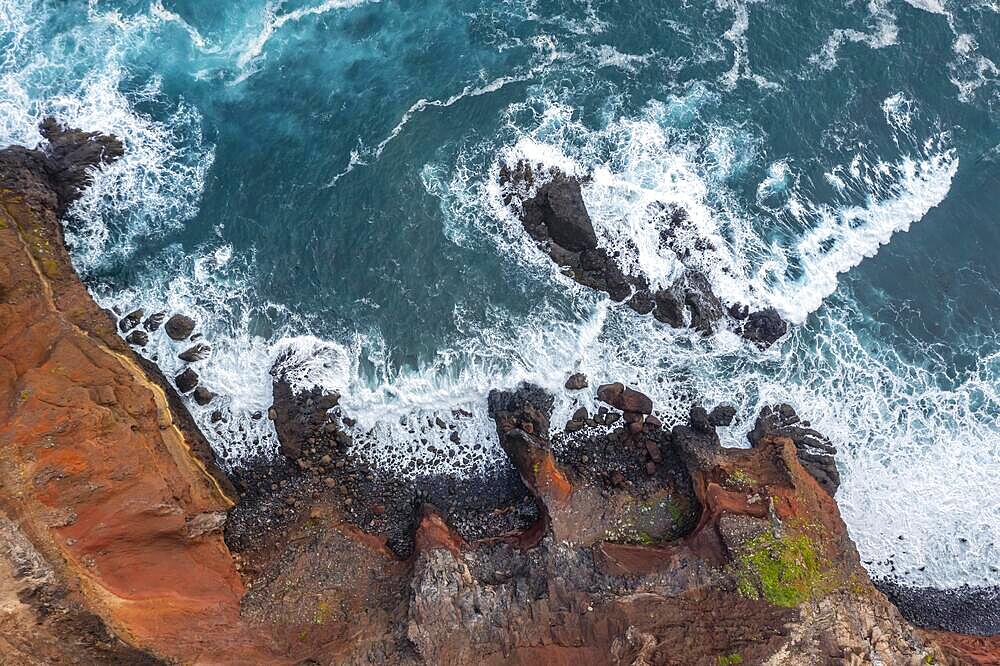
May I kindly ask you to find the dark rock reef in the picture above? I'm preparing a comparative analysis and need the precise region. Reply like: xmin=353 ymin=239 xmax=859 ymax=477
xmin=499 ymin=160 xmax=789 ymax=346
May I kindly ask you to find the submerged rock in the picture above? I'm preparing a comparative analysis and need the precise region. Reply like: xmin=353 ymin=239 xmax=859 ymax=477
xmin=179 ymin=343 xmax=211 ymax=362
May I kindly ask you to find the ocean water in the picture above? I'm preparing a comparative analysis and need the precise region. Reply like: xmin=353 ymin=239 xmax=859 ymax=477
xmin=2 ymin=0 xmax=998 ymax=590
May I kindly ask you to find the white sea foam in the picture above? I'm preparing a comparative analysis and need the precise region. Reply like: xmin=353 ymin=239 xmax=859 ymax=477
xmin=811 ymin=0 xmax=899 ymax=70
xmin=714 ymin=0 xmax=781 ymax=90
xmin=0 ymin=0 xmax=213 ymax=273
xmin=150 ymin=1 xmax=213 ymax=51
xmin=236 ymin=0 xmax=375 ymax=77
xmin=326 ymin=35 xmax=561 ymax=187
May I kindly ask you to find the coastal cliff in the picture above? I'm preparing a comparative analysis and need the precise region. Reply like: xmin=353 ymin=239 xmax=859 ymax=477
xmin=0 ymin=122 xmax=995 ymax=665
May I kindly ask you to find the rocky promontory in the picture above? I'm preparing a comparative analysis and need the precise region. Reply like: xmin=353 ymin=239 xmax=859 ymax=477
xmin=0 ymin=123 xmax=995 ymax=664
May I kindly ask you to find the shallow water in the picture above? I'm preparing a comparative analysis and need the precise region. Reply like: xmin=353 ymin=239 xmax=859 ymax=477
xmin=1 ymin=0 xmax=998 ymax=589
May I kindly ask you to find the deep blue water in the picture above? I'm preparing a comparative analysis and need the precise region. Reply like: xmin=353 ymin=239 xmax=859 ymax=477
xmin=2 ymin=0 xmax=998 ymax=588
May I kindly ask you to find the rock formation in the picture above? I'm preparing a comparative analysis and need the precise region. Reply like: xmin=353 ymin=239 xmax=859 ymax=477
xmin=0 ymin=122 xmax=994 ymax=664
xmin=499 ymin=160 xmax=789 ymax=346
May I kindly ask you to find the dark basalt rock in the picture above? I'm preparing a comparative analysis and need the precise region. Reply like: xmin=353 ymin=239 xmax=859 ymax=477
xmin=500 ymin=162 xmax=598 ymax=252
xmin=269 ymin=376 xmax=340 ymax=460
xmin=119 ymin=309 xmax=144 ymax=333
xmin=125 ymin=329 xmax=149 ymax=347
xmin=0 ymin=118 xmax=124 ymax=219
xmin=179 ymin=343 xmax=211 ymax=363
xmin=487 ymin=382 xmax=554 ymax=441
xmin=653 ymin=283 xmax=686 ymax=327
xmin=164 ymin=314 xmax=196 ymax=341
xmin=596 ymin=382 xmax=653 ymax=415
xmin=741 ymin=308 xmax=788 ymax=347
xmin=498 ymin=160 xmax=791 ymax=347
xmin=564 ymin=373 xmax=588 ymax=390
xmin=683 ymin=271 xmax=724 ymax=335
xmin=708 ymin=404 xmax=736 ymax=427
xmin=876 ymin=581 xmax=1000 ymax=636
xmin=626 ymin=288 xmax=655 ymax=315
xmin=748 ymin=403 xmax=840 ymax=494
xmin=193 ymin=386 xmax=215 ymax=406
xmin=175 ymin=368 xmax=199 ymax=394
xmin=689 ymin=405 xmax=714 ymax=434
xmin=144 ymin=312 xmax=167 ymax=332
xmin=728 ymin=303 xmax=750 ymax=320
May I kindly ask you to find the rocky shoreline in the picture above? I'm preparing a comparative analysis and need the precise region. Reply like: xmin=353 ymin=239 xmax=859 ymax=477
xmin=1 ymin=121 xmax=997 ymax=664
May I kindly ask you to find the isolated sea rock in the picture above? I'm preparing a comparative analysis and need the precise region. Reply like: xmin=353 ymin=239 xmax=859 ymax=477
xmin=193 ymin=385 xmax=215 ymax=406
xmin=164 ymin=313 xmax=196 ymax=340
xmin=741 ymin=307 xmax=789 ymax=346
xmin=144 ymin=311 xmax=166 ymax=331
xmin=564 ymin=372 xmax=588 ymax=390
xmin=500 ymin=159 xmax=789 ymax=345
xmin=124 ymin=329 xmax=149 ymax=347
xmin=118 ymin=308 xmax=143 ymax=332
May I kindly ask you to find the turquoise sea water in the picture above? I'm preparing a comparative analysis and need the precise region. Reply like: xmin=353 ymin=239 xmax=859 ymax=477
xmin=1 ymin=0 xmax=998 ymax=589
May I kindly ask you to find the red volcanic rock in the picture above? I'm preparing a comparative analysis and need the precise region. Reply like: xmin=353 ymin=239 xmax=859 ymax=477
xmin=0 ymin=121 xmax=279 ymax=663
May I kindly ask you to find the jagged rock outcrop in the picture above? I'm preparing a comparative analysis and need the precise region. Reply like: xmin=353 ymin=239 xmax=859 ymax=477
xmin=500 ymin=159 xmax=789 ymax=347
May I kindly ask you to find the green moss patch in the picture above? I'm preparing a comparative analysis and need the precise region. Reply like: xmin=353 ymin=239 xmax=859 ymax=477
xmin=717 ymin=653 xmax=743 ymax=665
xmin=734 ymin=531 xmax=827 ymax=608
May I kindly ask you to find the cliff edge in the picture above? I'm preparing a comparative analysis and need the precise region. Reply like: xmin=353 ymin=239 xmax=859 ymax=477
xmin=0 ymin=122 xmax=995 ymax=665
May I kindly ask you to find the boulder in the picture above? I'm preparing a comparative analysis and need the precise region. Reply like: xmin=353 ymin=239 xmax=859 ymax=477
xmin=144 ymin=312 xmax=166 ymax=331
xmin=179 ymin=343 xmax=211 ymax=363
xmin=165 ymin=314 xmax=196 ymax=341
xmin=193 ymin=386 xmax=215 ymax=406
xmin=564 ymin=373 xmax=588 ymax=390
xmin=118 ymin=309 xmax=143 ymax=332
xmin=125 ymin=329 xmax=149 ymax=347
xmin=175 ymin=368 xmax=199 ymax=394
xmin=502 ymin=163 xmax=598 ymax=252
xmin=653 ymin=284 xmax=686 ymax=328
xmin=741 ymin=308 xmax=788 ymax=347
xmin=596 ymin=383 xmax=653 ymax=414
xmin=689 ymin=405 xmax=713 ymax=434
xmin=626 ymin=288 xmax=656 ymax=315
xmin=708 ymin=404 xmax=736 ymax=427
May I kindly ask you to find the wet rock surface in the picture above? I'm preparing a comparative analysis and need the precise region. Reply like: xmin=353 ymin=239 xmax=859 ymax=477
xmin=500 ymin=159 xmax=791 ymax=348
xmin=164 ymin=313 xmax=195 ymax=341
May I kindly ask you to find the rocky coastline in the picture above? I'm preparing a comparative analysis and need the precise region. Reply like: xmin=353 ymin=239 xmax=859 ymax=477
xmin=1 ymin=121 xmax=997 ymax=664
